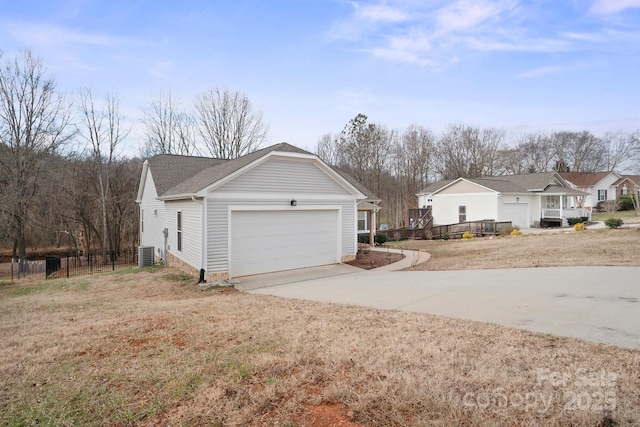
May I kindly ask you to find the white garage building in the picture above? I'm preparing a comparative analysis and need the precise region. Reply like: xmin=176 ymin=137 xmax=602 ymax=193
xmin=416 ymin=172 xmax=588 ymax=229
xmin=136 ymin=143 xmax=366 ymax=280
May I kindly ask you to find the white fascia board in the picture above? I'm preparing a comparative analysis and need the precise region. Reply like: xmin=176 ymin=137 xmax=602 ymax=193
xmin=158 ymin=193 xmax=202 ymax=201
xmin=432 ymin=178 xmax=499 ymax=195
xmin=209 ymin=191 xmax=357 ymax=200
xmin=135 ymin=160 xmax=149 ymax=204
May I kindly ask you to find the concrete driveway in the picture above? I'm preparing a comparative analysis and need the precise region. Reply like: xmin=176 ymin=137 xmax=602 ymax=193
xmin=237 ymin=251 xmax=640 ymax=349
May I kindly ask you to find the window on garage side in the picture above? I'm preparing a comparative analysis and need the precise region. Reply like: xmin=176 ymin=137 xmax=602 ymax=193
xmin=141 ymin=209 xmax=144 ymax=233
xmin=177 ymin=211 xmax=182 ymax=252
xmin=458 ymin=205 xmax=466 ymax=223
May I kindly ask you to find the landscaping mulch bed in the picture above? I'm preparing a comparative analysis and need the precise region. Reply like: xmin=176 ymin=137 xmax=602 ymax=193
xmin=345 ymin=248 xmax=404 ymax=269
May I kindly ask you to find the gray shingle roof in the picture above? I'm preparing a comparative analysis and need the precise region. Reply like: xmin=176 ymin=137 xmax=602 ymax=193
xmin=146 ymin=154 xmax=227 ymax=197
xmin=420 ymin=172 xmax=584 ymax=195
xmin=147 ymin=143 xmax=324 ymax=198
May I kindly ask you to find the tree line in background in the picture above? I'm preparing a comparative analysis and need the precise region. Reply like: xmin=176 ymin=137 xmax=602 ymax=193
xmin=1 ymin=50 xmax=639 ymax=258
xmin=316 ymin=114 xmax=640 ymax=228
xmin=0 ymin=51 xmax=267 ymax=259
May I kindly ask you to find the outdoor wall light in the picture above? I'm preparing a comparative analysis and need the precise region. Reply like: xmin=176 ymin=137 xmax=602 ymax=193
xmin=290 ymin=199 xmax=297 ymax=206
xmin=516 ymin=197 xmax=520 ymax=203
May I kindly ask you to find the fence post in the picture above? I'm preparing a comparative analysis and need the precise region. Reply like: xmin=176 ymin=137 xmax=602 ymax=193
xmin=112 ymin=251 xmax=115 ymax=271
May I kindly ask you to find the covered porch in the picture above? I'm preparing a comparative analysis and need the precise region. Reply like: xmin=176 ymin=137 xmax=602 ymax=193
xmin=540 ymin=191 xmax=591 ymax=226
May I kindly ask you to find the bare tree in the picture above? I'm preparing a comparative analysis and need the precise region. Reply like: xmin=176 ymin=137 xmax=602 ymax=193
xmin=141 ymin=90 xmax=199 ymax=157
xmin=552 ymin=131 xmax=606 ymax=172
xmin=195 ymin=88 xmax=268 ymax=159
xmin=77 ymin=88 xmax=129 ymax=258
xmin=0 ymin=50 xmax=73 ymax=258
xmin=316 ymin=133 xmax=340 ymax=166
xmin=436 ymin=124 xmax=505 ymax=179
xmin=601 ymin=131 xmax=639 ymax=172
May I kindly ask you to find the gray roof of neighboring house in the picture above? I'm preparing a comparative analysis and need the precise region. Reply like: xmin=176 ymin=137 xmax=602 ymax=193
xmin=419 ymin=172 xmax=584 ymax=195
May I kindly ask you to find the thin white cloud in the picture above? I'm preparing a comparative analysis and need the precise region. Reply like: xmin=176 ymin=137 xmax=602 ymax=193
xmin=355 ymin=3 xmax=410 ymax=23
xmin=590 ymin=0 xmax=640 ymax=14
xmin=517 ymin=65 xmax=565 ymax=79
xmin=330 ymin=0 xmax=640 ymax=69
xmin=2 ymin=20 xmax=139 ymax=49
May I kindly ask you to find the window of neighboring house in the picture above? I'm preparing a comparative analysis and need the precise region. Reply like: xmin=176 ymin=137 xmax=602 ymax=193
xmin=458 ymin=205 xmax=466 ymax=223
xmin=357 ymin=211 xmax=367 ymax=231
xmin=621 ymin=186 xmax=628 ymax=196
xmin=545 ymin=196 xmax=559 ymax=209
xmin=598 ymin=189 xmax=607 ymax=201
xmin=177 ymin=211 xmax=182 ymax=252
xmin=141 ymin=209 xmax=144 ymax=233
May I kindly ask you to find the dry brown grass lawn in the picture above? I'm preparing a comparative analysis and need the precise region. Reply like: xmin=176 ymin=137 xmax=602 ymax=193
xmin=1 ymin=266 xmax=639 ymax=426
xmin=389 ymin=226 xmax=640 ymax=271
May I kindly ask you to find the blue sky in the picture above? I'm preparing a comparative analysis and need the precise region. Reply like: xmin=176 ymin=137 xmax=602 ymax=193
xmin=1 ymin=0 xmax=639 ymax=154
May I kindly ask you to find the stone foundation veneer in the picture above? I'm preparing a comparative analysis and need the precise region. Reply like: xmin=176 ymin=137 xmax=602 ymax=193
xmin=341 ymin=254 xmax=356 ymax=263
xmin=165 ymin=253 xmax=230 ymax=282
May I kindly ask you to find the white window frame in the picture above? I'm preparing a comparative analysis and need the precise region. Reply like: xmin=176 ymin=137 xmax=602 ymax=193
xmin=357 ymin=211 xmax=368 ymax=232
xmin=458 ymin=205 xmax=466 ymax=223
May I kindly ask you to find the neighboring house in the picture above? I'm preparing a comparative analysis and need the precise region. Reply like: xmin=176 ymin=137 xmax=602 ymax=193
xmin=136 ymin=143 xmax=366 ymax=280
xmin=416 ymin=172 xmax=588 ymax=229
xmin=613 ymin=175 xmax=640 ymax=199
xmin=559 ymin=171 xmax=622 ymax=210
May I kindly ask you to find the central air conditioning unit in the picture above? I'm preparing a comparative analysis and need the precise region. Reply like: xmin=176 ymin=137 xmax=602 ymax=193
xmin=138 ymin=246 xmax=154 ymax=268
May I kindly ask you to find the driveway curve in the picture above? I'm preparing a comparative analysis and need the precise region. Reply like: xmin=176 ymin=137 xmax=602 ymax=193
xmin=239 ymin=251 xmax=640 ymax=349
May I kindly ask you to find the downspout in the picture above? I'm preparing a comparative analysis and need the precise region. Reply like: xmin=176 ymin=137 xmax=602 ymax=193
xmin=192 ymin=194 xmax=206 ymax=284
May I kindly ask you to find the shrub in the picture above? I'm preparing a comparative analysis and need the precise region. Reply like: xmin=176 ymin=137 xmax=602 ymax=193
xmin=462 ymin=231 xmax=473 ymax=239
xmin=567 ymin=217 xmax=583 ymax=225
xmin=442 ymin=232 xmax=450 ymax=241
xmin=580 ymin=216 xmax=589 ymax=222
xmin=357 ymin=233 xmax=389 ymax=245
xmin=375 ymin=233 xmax=389 ymax=245
xmin=510 ymin=228 xmax=522 ymax=236
xmin=604 ymin=217 xmax=624 ymax=229
xmin=573 ymin=222 xmax=585 ymax=231
xmin=618 ymin=195 xmax=635 ymax=211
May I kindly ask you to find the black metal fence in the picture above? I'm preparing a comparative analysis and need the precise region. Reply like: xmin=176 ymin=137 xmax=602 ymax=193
xmin=2 ymin=250 xmax=139 ymax=281
xmin=44 ymin=250 xmax=138 ymax=279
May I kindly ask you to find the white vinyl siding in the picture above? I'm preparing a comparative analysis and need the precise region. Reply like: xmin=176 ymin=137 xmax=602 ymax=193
xmin=432 ymin=193 xmax=498 ymax=225
xmin=165 ymin=200 xmax=202 ymax=269
xmin=217 ymin=157 xmax=348 ymax=195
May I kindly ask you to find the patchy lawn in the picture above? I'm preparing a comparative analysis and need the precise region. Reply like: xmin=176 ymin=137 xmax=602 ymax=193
xmin=1 ymin=267 xmax=639 ymax=426
xmin=387 ymin=226 xmax=640 ymax=271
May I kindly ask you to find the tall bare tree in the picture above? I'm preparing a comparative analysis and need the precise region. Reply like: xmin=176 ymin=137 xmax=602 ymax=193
xmin=0 ymin=50 xmax=72 ymax=258
xmin=77 ymin=88 xmax=129 ymax=258
xmin=195 ymin=88 xmax=268 ymax=159
xmin=436 ymin=124 xmax=504 ymax=179
xmin=141 ymin=90 xmax=198 ymax=157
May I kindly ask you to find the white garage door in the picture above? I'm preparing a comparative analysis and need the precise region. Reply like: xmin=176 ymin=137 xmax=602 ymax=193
xmin=503 ymin=203 xmax=529 ymax=229
xmin=230 ymin=209 xmax=339 ymax=277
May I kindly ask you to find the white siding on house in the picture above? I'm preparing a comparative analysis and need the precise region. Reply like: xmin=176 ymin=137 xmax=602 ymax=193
xmin=218 ymin=157 xmax=348 ymax=195
xmin=139 ymin=171 xmax=166 ymax=261
xmin=432 ymin=193 xmax=498 ymax=224
xmin=164 ymin=199 xmax=203 ymax=270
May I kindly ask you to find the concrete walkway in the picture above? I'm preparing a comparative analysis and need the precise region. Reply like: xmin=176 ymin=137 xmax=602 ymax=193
xmin=239 ymin=252 xmax=640 ymax=349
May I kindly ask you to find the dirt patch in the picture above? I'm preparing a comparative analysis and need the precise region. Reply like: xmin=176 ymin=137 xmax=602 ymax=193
xmin=344 ymin=249 xmax=404 ymax=269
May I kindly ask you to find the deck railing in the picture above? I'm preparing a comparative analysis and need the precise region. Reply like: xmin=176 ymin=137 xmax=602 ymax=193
xmin=541 ymin=208 xmax=590 ymax=219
